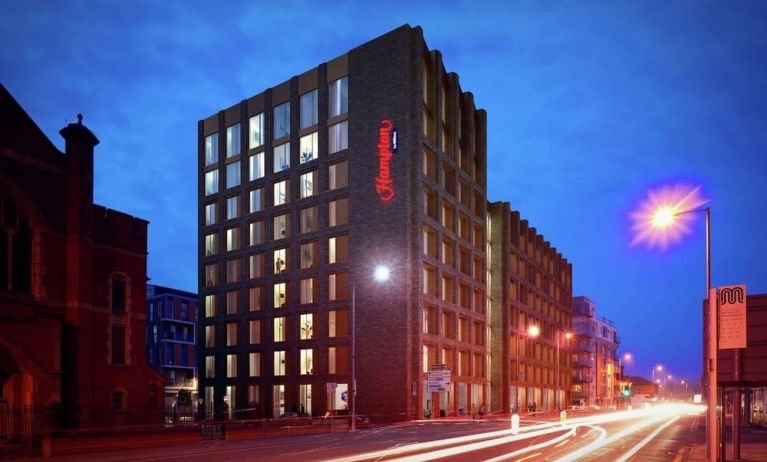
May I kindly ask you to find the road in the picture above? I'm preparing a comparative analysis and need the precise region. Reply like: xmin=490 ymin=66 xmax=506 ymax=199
xmin=33 ymin=404 xmax=705 ymax=461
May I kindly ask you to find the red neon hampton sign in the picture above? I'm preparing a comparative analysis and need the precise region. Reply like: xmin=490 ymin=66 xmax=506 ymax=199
xmin=376 ymin=119 xmax=396 ymax=203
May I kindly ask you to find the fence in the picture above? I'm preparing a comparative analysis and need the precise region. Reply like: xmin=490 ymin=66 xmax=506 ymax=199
xmin=0 ymin=405 xmax=43 ymax=457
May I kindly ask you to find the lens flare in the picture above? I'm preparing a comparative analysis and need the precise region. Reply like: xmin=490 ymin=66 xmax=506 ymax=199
xmin=630 ymin=184 xmax=709 ymax=250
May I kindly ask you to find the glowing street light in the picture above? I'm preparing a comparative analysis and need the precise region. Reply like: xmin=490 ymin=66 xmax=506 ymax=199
xmin=631 ymin=183 xmax=715 ymax=461
xmin=373 ymin=265 xmax=390 ymax=282
xmin=623 ymin=353 xmax=632 ymax=361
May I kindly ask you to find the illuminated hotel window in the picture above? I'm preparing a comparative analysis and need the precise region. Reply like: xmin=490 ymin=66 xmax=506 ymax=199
xmin=459 ymin=213 xmax=470 ymax=240
xmin=423 ymin=187 xmax=437 ymax=220
xmin=423 ymin=149 xmax=437 ymax=181
xmin=274 ymin=317 xmax=286 ymax=342
xmin=249 ymin=113 xmax=264 ymax=149
xmin=249 ymin=152 xmax=264 ymax=180
xmin=274 ymin=102 xmax=290 ymax=139
xmin=459 ymin=318 xmax=468 ymax=342
xmin=328 ymin=346 xmax=348 ymax=374
xmin=249 ymin=319 xmax=262 ymax=343
xmin=226 ymin=227 xmax=240 ymax=251
xmin=328 ymin=272 xmax=348 ymax=300
xmin=442 ymin=238 xmax=455 ymax=267
xmin=226 ymin=322 xmax=238 ymax=346
xmin=273 ymin=248 xmax=288 ymax=274
xmin=273 ymin=384 xmax=285 ymax=416
xmin=328 ymin=309 xmax=348 ymax=337
xmin=204 ymin=295 xmax=216 ymax=317
xmin=300 ymin=313 xmax=314 ymax=339
xmin=249 ymin=352 xmax=261 ymax=377
xmin=204 ymin=263 xmax=217 ymax=287
xmin=441 ymin=274 xmax=455 ymax=303
xmin=226 ymin=123 xmax=240 ymax=157
xmin=205 ymin=356 xmax=215 ymax=378
xmin=205 ymin=133 xmax=219 ymax=166
xmin=328 ymin=121 xmax=348 ymax=154
xmin=226 ymin=290 xmax=239 ymax=314
xmin=328 ymin=234 xmax=348 ymax=264
xmin=459 ymin=283 xmax=470 ymax=309
xmin=423 ymin=226 xmax=437 ymax=258
xmin=273 ymin=213 xmax=290 ymax=240
xmin=205 ymin=170 xmax=219 ymax=196
xmin=226 ymin=353 xmax=237 ymax=378
xmin=474 ymin=225 xmax=484 ymax=250
xmin=459 ymin=247 xmax=470 ymax=274
xmin=299 ymin=241 xmax=318 ymax=269
xmin=300 ymin=132 xmax=318 ymax=163
xmin=226 ymin=161 xmax=241 ymax=188
xmin=249 ymin=220 xmax=264 ymax=245
xmin=328 ymin=160 xmax=348 ymax=190
xmin=204 ymin=203 xmax=217 ymax=226
xmin=441 ymin=201 xmax=455 ymax=232
xmin=273 ymin=143 xmax=290 ymax=173
xmin=274 ymin=179 xmax=289 ymax=206
xmin=300 ymin=385 xmax=312 ymax=415
xmin=274 ymin=351 xmax=286 ymax=376
xmin=299 ymin=170 xmax=317 ymax=198
xmin=301 ymin=90 xmax=318 ymax=129
xmin=249 ymin=188 xmax=263 ymax=213
xmin=423 ymin=264 xmax=437 ymax=296
xmin=328 ymin=198 xmax=348 ymax=227
xmin=423 ymin=305 xmax=437 ymax=334
xmin=442 ymin=311 xmax=455 ymax=339
xmin=300 ymin=349 xmax=313 ymax=375
xmin=248 ymin=253 xmax=264 ymax=278
xmin=205 ymin=325 xmax=215 ymax=348
xmin=248 ymin=287 xmax=263 ymax=311
xmin=204 ymin=233 xmax=218 ymax=256
xmin=226 ymin=196 xmax=239 ymax=219
xmin=226 ymin=259 xmax=240 ymax=283
xmin=299 ymin=277 xmax=315 ymax=304
xmin=328 ymin=77 xmax=348 ymax=117
xmin=273 ymin=282 xmax=287 ymax=309
xmin=299 ymin=206 xmax=317 ymax=234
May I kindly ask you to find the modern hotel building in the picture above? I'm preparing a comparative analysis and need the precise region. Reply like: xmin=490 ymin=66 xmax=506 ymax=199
xmin=197 ymin=24 xmax=571 ymax=422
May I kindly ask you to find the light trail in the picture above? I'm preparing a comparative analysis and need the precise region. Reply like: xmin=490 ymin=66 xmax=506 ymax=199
xmin=614 ymin=415 xmax=680 ymax=462
xmin=480 ymin=426 xmax=597 ymax=462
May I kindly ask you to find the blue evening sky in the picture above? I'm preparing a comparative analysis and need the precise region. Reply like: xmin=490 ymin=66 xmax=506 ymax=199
xmin=3 ymin=1 xmax=766 ymax=385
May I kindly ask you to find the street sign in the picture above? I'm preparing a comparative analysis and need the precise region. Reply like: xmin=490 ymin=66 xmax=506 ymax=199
xmin=719 ymin=284 xmax=747 ymax=349
xmin=427 ymin=368 xmax=451 ymax=392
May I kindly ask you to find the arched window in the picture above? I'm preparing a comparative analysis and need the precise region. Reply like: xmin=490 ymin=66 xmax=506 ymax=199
xmin=0 ymin=194 xmax=32 ymax=294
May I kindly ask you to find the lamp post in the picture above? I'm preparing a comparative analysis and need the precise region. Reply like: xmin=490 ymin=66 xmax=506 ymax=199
xmin=652 ymin=365 xmax=663 ymax=384
xmin=514 ymin=324 xmax=540 ymax=413
xmin=556 ymin=331 xmax=572 ymax=410
xmin=351 ymin=264 xmax=390 ymax=432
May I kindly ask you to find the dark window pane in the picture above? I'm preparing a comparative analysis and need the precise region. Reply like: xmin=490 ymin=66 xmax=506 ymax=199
xmin=112 ymin=325 xmax=126 ymax=365
xmin=112 ymin=279 xmax=126 ymax=314
xmin=11 ymin=224 xmax=31 ymax=293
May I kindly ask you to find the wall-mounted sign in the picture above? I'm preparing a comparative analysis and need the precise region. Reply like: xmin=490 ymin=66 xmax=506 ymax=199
xmin=376 ymin=119 xmax=395 ymax=203
xmin=719 ymin=284 xmax=747 ymax=349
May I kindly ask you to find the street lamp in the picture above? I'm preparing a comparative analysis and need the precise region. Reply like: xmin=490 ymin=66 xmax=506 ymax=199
xmin=514 ymin=324 xmax=540 ymax=413
xmin=652 ymin=364 xmax=663 ymax=384
xmin=351 ymin=264 xmax=390 ymax=432
xmin=556 ymin=331 xmax=572 ymax=410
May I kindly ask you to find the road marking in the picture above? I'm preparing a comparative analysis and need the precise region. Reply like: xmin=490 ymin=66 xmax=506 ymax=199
xmin=555 ymin=438 xmax=570 ymax=448
xmin=614 ymin=415 xmax=680 ymax=462
xmin=515 ymin=453 xmax=542 ymax=462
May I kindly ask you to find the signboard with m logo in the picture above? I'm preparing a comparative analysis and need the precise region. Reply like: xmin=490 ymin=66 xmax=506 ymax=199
xmin=718 ymin=284 xmax=747 ymax=349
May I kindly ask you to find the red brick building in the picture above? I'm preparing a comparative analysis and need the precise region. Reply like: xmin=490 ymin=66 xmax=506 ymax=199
xmin=0 ymin=85 xmax=163 ymax=451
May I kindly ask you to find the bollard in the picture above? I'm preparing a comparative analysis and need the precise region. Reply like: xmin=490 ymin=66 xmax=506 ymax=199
xmin=560 ymin=410 xmax=567 ymax=423
xmin=511 ymin=413 xmax=520 ymax=434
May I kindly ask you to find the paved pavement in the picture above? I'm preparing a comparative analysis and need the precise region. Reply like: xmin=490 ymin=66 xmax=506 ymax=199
xmin=685 ymin=424 xmax=767 ymax=462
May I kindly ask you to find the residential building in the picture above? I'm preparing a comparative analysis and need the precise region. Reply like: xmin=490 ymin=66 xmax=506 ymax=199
xmin=146 ymin=284 xmax=198 ymax=419
xmin=571 ymin=296 xmax=621 ymax=406
xmin=627 ymin=376 xmax=659 ymax=398
xmin=488 ymin=203 xmax=573 ymax=412
xmin=0 ymin=85 xmax=163 ymax=453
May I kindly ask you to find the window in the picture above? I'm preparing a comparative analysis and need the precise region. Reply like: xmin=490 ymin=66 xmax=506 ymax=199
xmin=249 ymin=113 xmax=264 ymax=149
xmin=295 ymin=172 xmax=313 ymax=201
xmin=273 ymin=248 xmax=288 ymax=274
xmin=226 ymin=161 xmax=241 ymax=188
xmin=204 ymin=233 xmax=218 ymax=256
xmin=205 ymin=133 xmax=219 ymax=166
xmin=111 ymin=391 xmax=125 ymax=411
xmin=273 ymin=282 xmax=287 ymax=308
xmin=300 ymin=89 xmax=318 ymax=128
xmin=274 ymin=317 xmax=286 ymax=342
xmin=441 ymin=275 xmax=455 ymax=303
xmin=226 ymin=196 xmax=239 ymax=219
xmin=111 ymin=277 xmax=126 ymax=314
xmin=442 ymin=238 xmax=455 ymax=267
xmin=299 ymin=241 xmax=318 ymax=269
xmin=226 ymin=123 xmax=240 ymax=157
xmin=299 ymin=384 xmax=312 ymax=416
xmin=273 ymin=213 xmax=289 ymax=240
xmin=328 ymin=161 xmax=348 ymax=190
xmin=205 ymin=325 xmax=215 ymax=348
xmin=111 ymin=325 xmax=126 ymax=365
xmin=423 ymin=226 xmax=437 ymax=258
xmin=248 ymin=287 xmax=263 ymax=311
xmin=274 ymin=102 xmax=290 ymax=139
xmin=328 ymin=234 xmax=348 ymax=264
xmin=249 ymin=319 xmax=261 ymax=343
xmin=274 ymin=351 xmax=286 ymax=376
xmin=204 ymin=295 xmax=216 ymax=317
xmin=204 ymin=263 xmax=217 ymax=287
xmin=249 ymin=152 xmax=264 ymax=180
xmin=273 ymin=180 xmax=289 ymax=206
xmin=328 ymin=345 xmax=348 ymax=374
xmin=300 ymin=313 xmax=314 ymax=340
xmin=443 ymin=311 xmax=455 ymax=339
xmin=205 ymin=356 xmax=215 ymax=378
xmin=423 ymin=148 xmax=437 ymax=180
xmin=442 ymin=202 xmax=455 ymax=232
xmin=248 ymin=253 xmax=263 ymax=278
xmin=328 ymin=121 xmax=348 ymax=153
xmin=273 ymin=143 xmax=290 ymax=173
xmin=300 ymin=132 xmax=318 ymax=163
xmin=299 ymin=278 xmax=315 ymax=304
xmin=249 ymin=188 xmax=263 ymax=213
xmin=226 ymin=259 xmax=240 ymax=282
xmin=226 ymin=227 xmax=240 ymax=252
xmin=423 ymin=305 xmax=438 ymax=335
xmin=249 ymin=352 xmax=261 ymax=377
xmin=423 ymin=264 xmax=437 ymax=296
xmin=204 ymin=203 xmax=217 ymax=226
xmin=205 ymin=170 xmax=219 ymax=196
xmin=249 ymin=220 xmax=265 ymax=246
xmin=300 ymin=349 xmax=313 ymax=375
xmin=328 ymin=77 xmax=348 ymax=117
xmin=227 ymin=353 xmax=237 ymax=378
xmin=226 ymin=290 xmax=239 ymax=314
xmin=328 ymin=198 xmax=348 ymax=227
xmin=226 ymin=322 xmax=238 ymax=346
xmin=299 ymin=206 xmax=317 ymax=234
xmin=328 ymin=272 xmax=348 ymax=300
xmin=273 ymin=384 xmax=285 ymax=417
xmin=328 ymin=309 xmax=348 ymax=337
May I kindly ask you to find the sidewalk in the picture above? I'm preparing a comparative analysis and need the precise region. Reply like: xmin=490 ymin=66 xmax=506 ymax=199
xmin=684 ymin=425 xmax=767 ymax=462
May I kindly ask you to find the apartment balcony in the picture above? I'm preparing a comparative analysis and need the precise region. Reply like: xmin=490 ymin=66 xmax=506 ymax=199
xmin=572 ymin=359 xmax=592 ymax=369
xmin=572 ymin=375 xmax=594 ymax=384
xmin=161 ymin=333 xmax=195 ymax=343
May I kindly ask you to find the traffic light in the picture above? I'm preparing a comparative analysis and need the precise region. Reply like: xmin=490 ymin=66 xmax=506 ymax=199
xmin=622 ymin=389 xmax=631 ymax=397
